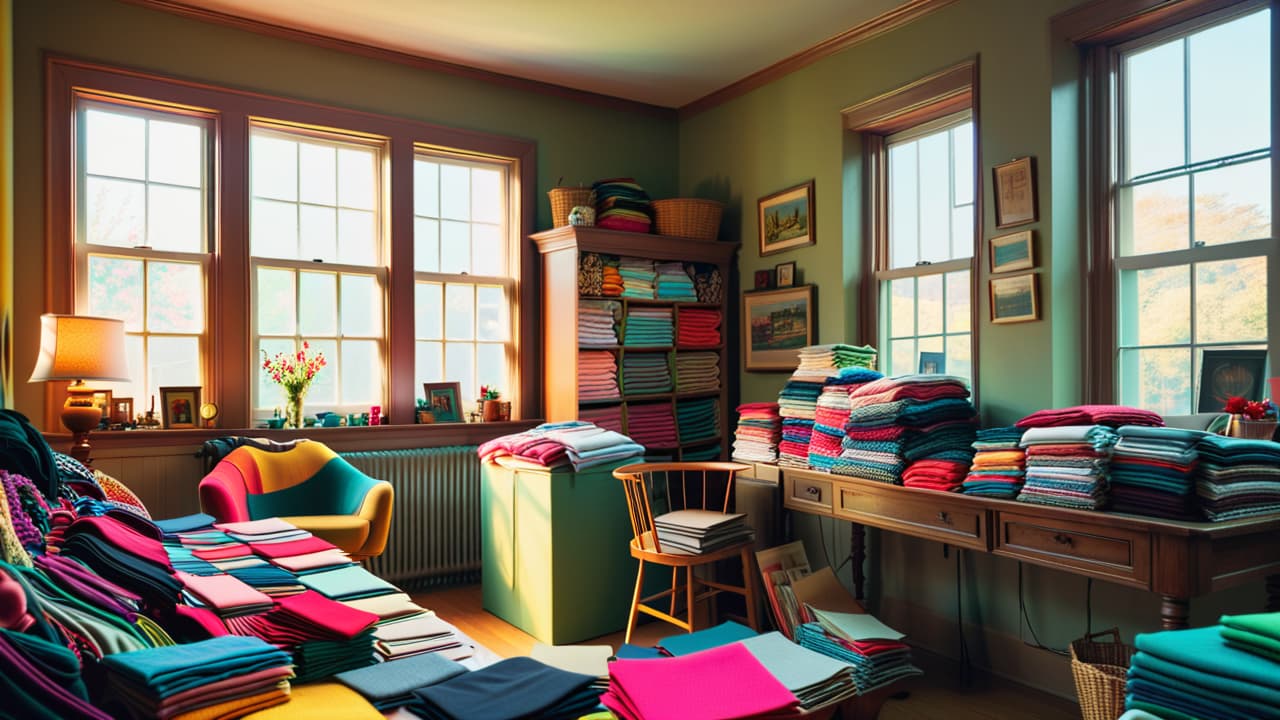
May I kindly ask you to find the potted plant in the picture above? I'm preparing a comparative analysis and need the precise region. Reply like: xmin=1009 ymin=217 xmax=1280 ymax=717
xmin=416 ymin=398 xmax=434 ymax=424
xmin=480 ymin=386 xmax=505 ymax=422
xmin=1224 ymin=396 xmax=1277 ymax=440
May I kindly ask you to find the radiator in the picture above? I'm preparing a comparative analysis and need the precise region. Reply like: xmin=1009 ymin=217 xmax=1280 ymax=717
xmin=342 ymin=446 xmax=481 ymax=589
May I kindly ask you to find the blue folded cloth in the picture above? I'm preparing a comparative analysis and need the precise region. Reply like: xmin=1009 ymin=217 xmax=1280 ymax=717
xmin=102 ymin=635 xmax=291 ymax=697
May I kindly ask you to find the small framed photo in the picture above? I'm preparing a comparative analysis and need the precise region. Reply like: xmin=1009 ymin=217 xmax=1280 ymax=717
xmin=159 ymin=386 xmax=201 ymax=429
xmin=111 ymin=397 xmax=133 ymax=425
xmin=989 ymin=274 xmax=1039 ymax=324
xmin=918 ymin=352 xmax=945 ymax=375
xmin=754 ymin=269 xmax=773 ymax=290
xmin=743 ymin=285 xmax=816 ymax=371
xmin=989 ymin=230 xmax=1035 ymax=274
xmin=1198 ymin=349 xmax=1267 ymax=412
xmin=775 ymin=261 xmax=796 ymax=288
xmin=993 ymin=156 xmax=1038 ymax=228
xmin=423 ymin=382 xmax=463 ymax=423
xmin=91 ymin=390 xmax=112 ymax=423
xmin=758 ymin=180 xmax=815 ymax=256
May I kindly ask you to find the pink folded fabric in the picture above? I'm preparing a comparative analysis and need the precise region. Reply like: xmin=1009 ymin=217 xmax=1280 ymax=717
xmin=270 ymin=549 xmax=352 ymax=573
xmin=192 ymin=544 xmax=256 ymax=561
xmin=1015 ymin=404 xmax=1163 ymax=429
xmin=214 ymin=518 xmax=297 ymax=535
xmin=177 ymin=571 xmax=273 ymax=612
xmin=604 ymin=643 xmax=800 ymax=720
xmin=251 ymin=535 xmax=338 ymax=559
xmin=150 ymin=666 xmax=295 ymax=719
xmin=64 ymin=515 xmax=172 ymax=567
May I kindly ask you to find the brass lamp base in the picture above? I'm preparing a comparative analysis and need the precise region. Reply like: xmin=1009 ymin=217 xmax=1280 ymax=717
xmin=62 ymin=384 xmax=103 ymax=464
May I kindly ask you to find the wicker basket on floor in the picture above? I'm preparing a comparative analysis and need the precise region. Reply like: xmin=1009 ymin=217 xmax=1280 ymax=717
xmin=548 ymin=187 xmax=593 ymax=228
xmin=652 ymin=198 xmax=723 ymax=241
xmin=1070 ymin=628 xmax=1134 ymax=720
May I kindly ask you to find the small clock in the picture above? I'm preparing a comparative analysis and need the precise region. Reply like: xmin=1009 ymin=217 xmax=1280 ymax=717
xmin=199 ymin=402 xmax=219 ymax=428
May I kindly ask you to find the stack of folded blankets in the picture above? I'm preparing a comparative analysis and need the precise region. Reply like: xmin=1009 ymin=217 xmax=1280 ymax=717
xmin=675 ymin=352 xmax=719 ymax=393
xmin=594 ymin=178 xmax=654 ymax=233
xmin=478 ymin=421 xmax=646 ymax=470
xmin=654 ymin=508 xmax=752 ymax=554
xmin=794 ymin=609 xmax=923 ymax=694
xmin=732 ymin=402 xmax=782 ymax=463
xmin=578 ymin=350 xmax=621 ymax=401
xmin=625 ymin=404 xmax=679 ymax=450
xmin=835 ymin=375 xmax=976 ymax=485
xmin=56 ymin=515 xmax=184 ymax=610
xmin=623 ymin=306 xmax=673 ymax=346
xmin=677 ymin=308 xmax=722 ymax=348
xmin=778 ymin=378 xmax=824 ymax=469
xmin=1195 ymin=434 xmax=1280 ymax=521
xmin=578 ymin=405 xmax=624 ymax=433
xmin=809 ymin=369 xmax=887 ymax=472
xmin=1016 ymin=404 xmax=1164 ymax=430
xmin=1016 ymin=426 xmax=1119 ymax=510
xmin=602 ymin=257 xmax=623 ymax=296
xmin=578 ymin=252 xmax=604 ymax=296
xmin=410 ymin=656 xmax=601 ymax=720
xmin=961 ymin=426 xmax=1027 ymax=498
xmin=1125 ymin=616 xmax=1280 ymax=720
xmin=619 ymin=258 xmax=657 ymax=298
xmin=1109 ymin=426 xmax=1205 ymax=520
xmin=677 ymin=397 xmax=719 ymax=444
xmin=100 ymin=635 xmax=294 ymax=719
xmin=578 ymin=300 xmax=619 ymax=347
xmin=622 ymin=353 xmax=672 ymax=395
xmin=224 ymin=589 xmax=378 ymax=682
xmin=779 ymin=419 xmax=816 ymax=469
xmin=792 ymin=344 xmax=878 ymax=381
xmin=655 ymin=262 xmax=697 ymax=301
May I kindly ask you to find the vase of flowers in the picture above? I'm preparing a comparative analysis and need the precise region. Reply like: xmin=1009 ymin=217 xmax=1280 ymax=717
xmin=1224 ymin=396 xmax=1278 ymax=440
xmin=262 ymin=342 xmax=327 ymax=429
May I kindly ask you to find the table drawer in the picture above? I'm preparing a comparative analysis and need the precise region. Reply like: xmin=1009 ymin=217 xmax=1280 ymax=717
xmin=994 ymin=511 xmax=1151 ymax=588
xmin=785 ymin=474 xmax=834 ymax=514
xmin=835 ymin=485 xmax=987 ymax=550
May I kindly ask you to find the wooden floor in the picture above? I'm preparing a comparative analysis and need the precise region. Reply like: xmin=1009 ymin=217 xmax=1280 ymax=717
xmin=411 ymin=584 xmax=1080 ymax=720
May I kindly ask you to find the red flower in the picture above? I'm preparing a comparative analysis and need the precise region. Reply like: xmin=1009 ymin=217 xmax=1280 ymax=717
xmin=1224 ymin=396 xmax=1249 ymax=414
xmin=1243 ymin=401 xmax=1268 ymax=421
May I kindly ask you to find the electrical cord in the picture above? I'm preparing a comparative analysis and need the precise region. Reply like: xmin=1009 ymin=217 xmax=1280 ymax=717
xmin=1086 ymin=577 xmax=1094 ymax=637
xmin=1017 ymin=562 xmax=1069 ymax=657
xmin=955 ymin=548 xmax=972 ymax=686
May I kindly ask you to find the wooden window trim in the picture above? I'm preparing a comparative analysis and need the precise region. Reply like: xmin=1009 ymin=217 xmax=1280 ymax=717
xmin=46 ymin=56 xmax=537 ymax=430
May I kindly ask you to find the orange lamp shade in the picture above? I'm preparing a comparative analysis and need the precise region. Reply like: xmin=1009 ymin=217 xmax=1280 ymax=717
xmin=28 ymin=314 xmax=131 ymax=383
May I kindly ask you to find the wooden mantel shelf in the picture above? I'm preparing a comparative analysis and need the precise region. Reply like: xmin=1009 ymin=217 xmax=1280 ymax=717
xmin=531 ymin=225 xmax=740 ymax=264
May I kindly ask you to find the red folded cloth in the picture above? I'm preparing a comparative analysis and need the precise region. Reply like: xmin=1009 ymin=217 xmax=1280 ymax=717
xmin=1015 ymin=404 xmax=1163 ymax=429
xmin=250 ymin=535 xmax=337 ymax=559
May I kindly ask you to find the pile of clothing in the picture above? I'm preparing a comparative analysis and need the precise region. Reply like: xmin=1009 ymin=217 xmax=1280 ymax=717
xmin=578 ymin=300 xmax=619 ymax=348
xmin=732 ymin=402 xmax=782 ymax=464
xmin=619 ymin=257 xmax=657 ymax=298
xmin=794 ymin=611 xmax=922 ymax=695
xmin=792 ymin=344 xmax=878 ymax=382
xmin=578 ymin=350 xmax=620 ymax=401
xmin=224 ymin=589 xmax=378 ymax=682
xmin=594 ymin=178 xmax=654 ymax=233
xmin=808 ymin=369 xmax=888 ymax=474
xmin=777 ymin=379 xmax=823 ymax=469
xmin=622 ymin=353 xmax=672 ymax=395
xmin=1196 ymin=434 xmax=1280 ymax=520
xmin=625 ymin=403 xmax=679 ymax=451
xmin=1016 ymin=426 xmax=1118 ymax=510
xmin=1016 ymin=404 xmax=1164 ymax=430
xmin=835 ymin=375 xmax=976 ymax=486
xmin=677 ymin=397 xmax=720 ymax=444
xmin=655 ymin=262 xmax=697 ymax=301
xmin=1109 ymin=426 xmax=1204 ymax=520
xmin=623 ymin=306 xmax=673 ymax=346
xmin=961 ymin=426 xmax=1027 ymax=498
xmin=677 ymin=308 xmax=721 ymax=348
xmin=675 ymin=352 xmax=720 ymax=393
xmin=478 ymin=421 xmax=646 ymax=471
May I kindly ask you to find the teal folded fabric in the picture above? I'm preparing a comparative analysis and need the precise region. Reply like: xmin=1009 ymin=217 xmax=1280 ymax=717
xmin=1130 ymin=627 xmax=1280 ymax=709
xmin=336 ymin=652 xmax=468 ymax=709
xmin=658 ymin=620 xmax=757 ymax=656
xmin=102 ymin=635 xmax=291 ymax=697
xmin=1127 ymin=667 xmax=1275 ymax=719
xmin=299 ymin=565 xmax=398 ymax=600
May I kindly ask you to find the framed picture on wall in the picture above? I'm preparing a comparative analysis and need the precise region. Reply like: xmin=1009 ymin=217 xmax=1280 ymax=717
xmin=1198 ymin=349 xmax=1267 ymax=412
xmin=992 ymin=156 xmax=1038 ymax=228
xmin=423 ymin=382 xmax=463 ymax=423
xmin=743 ymin=285 xmax=816 ymax=371
xmin=989 ymin=230 xmax=1035 ymax=273
xmin=775 ymin=261 xmax=796 ymax=288
xmin=758 ymin=180 xmax=815 ymax=256
xmin=989 ymin=273 xmax=1039 ymax=324
xmin=159 ymin=386 xmax=201 ymax=429
xmin=754 ymin=269 xmax=774 ymax=290
xmin=111 ymin=397 xmax=133 ymax=425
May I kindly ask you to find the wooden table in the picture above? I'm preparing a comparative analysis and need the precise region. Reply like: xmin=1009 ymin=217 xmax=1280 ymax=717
xmin=780 ymin=467 xmax=1280 ymax=629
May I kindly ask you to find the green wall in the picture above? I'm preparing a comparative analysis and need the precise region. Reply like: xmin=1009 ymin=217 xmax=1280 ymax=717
xmin=10 ymin=0 xmax=679 ymax=426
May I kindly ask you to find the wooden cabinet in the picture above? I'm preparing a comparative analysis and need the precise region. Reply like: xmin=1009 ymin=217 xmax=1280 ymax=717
xmin=532 ymin=225 xmax=738 ymax=460
xmin=993 ymin=511 xmax=1152 ymax=588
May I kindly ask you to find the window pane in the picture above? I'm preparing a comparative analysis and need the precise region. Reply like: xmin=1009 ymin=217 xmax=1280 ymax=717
xmin=445 ymin=284 xmax=474 ymax=340
xmin=1122 ymin=176 xmax=1189 ymax=255
xmin=251 ymin=198 xmax=298 ymax=259
xmin=1124 ymin=39 xmax=1185 ymax=178
xmin=477 ymin=342 xmax=505 ymax=393
xmin=917 ymin=274 xmax=943 ymax=336
xmin=299 ymin=143 xmax=337 ymax=206
xmin=1194 ymin=160 xmax=1271 ymax=246
xmin=251 ymin=134 xmax=297 ymax=202
xmin=952 ymin=122 xmax=973 ymax=206
xmin=1119 ymin=347 xmax=1191 ymax=416
xmin=472 ymin=168 xmax=502 ymax=224
xmin=888 ymin=278 xmax=914 ymax=338
xmin=415 ymin=217 xmax=440 ymax=273
xmin=147 ymin=261 xmax=203 ymax=333
xmin=1196 ymin=256 xmax=1267 ymax=344
xmin=109 ymin=334 xmax=145 ymax=405
xmin=888 ymin=142 xmax=919 ymax=268
xmin=85 ymin=109 xmax=145 ymax=180
xmin=476 ymin=285 xmax=508 ymax=341
xmin=918 ymin=131 xmax=950 ymax=264
xmin=440 ymin=164 xmax=470 ymax=221
xmin=416 ymin=340 xmax=443 ymax=388
xmin=298 ymin=271 xmax=337 ymax=336
xmin=340 ymin=273 xmax=380 ymax=337
xmin=257 ymin=267 xmax=296 ymax=336
xmin=1119 ymin=266 xmax=1189 ymax=346
xmin=340 ymin=340 xmax=380 ymax=404
xmin=147 ymin=185 xmax=202 ymax=253
xmin=85 ymin=177 xmax=145 ymax=248
xmin=946 ymin=271 xmax=971 ymax=333
xmin=258 ymin=338 xmax=295 ymax=410
xmin=88 ymin=255 xmax=144 ymax=331
xmin=415 ymin=160 xmax=440 ymax=218
xmin=1189 ymin=10 xmax=1270 ymax=163
xmin=415 ymin=282 xmax=443 ymax=339
xmin=148 ymin=119 xmax=202 ymax=188
xmin=947 ymin=334 xmax=972 ymax=382
xmin=445 ymin=342 xmax=475 ymax=399
xmin=472 ymin=224 xmax=503 ymax=276
xmin=950 ymin=204 xmax=973 ymax=260
xmin=299 ymin=205 xmax=338 ymax=262
xmin=304 ymin=338 xmax=337 ymax=405
xmin=337 ymin=147 xmax=376 ymax=210
xmin=889 ymin=338 xmax=914 ymax=378
xmin=440 ymin=220 xmax=470 ymax=274
xmin=337 ymin=209 xmax=376 ymax=266
xmin=147 ymin=335 xmax=200 ymax=401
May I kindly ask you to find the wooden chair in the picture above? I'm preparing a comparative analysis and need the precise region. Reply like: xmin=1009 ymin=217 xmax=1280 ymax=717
xmin=612 ymin=461 xmax=759 ymax=643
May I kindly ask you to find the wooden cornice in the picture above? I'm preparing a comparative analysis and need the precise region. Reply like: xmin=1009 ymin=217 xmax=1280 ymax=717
xmin=1051 ymin=0 xmax=1255 ymax=45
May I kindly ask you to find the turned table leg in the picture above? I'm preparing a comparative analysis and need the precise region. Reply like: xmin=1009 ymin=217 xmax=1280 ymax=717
xmin=851 ymin=522 xmax=866 ymax=601
xmin=1160 ymin=595 xmax=1190 ymax=630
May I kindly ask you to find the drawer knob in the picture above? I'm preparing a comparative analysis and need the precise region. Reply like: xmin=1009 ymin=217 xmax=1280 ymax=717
xmin=937 ymin=511 xmax=951 ymax=524
xmin=805 ymin=486 xmax=821 ymax=499
xmin=1053 ymin=533 xmax=1073 ymax=546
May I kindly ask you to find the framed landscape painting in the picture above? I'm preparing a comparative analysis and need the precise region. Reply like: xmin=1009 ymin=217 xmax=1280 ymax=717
xmin=758 ymin=180 xmax=815 ymax=256
xmin=743 ymin=285 xmax=815 ymax=371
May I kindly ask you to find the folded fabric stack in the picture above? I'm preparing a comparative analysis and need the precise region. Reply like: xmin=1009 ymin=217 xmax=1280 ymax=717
xmin=622 ymin=353 xmax=672 ymax=395
xmin=477 ymin=421 xmax=646 ymax=470
xmin=530 ymin=643 xmax=611 ymax=693
xmin=778 ymin=375 xmax=826 ymax=469
xmin=792 ymin=344 xmax=878 ymax=382
xmin=1110 ymin=426 xmax=1205 ymax=520
xmin=677 ymin=308 xmax=721 ymax=348
xmin=654 ymin=509 xmax=752 ymax=554
xmin=0 ymin=605 xmax=112 ymax=719
xmin=369 ymin=611 xmax=473 ymax=661
xmin=793 ymin=611 xmax=922 ymax=695
xmin=809 ymin=369 xmax=886 ymax=472
xmin=779 ymin=419 xmax=815 ymax=469
xmin=623 ymin=306 xmax=673 ymax=346
xmin=675 ymin=352 xmax=719 ymax=393
xmin=594 ymin=178 xmax=653 ymax=233
xmin=578 ymin=300 xmax=619 ymax=348
xmin=692 ymin=265 xmax=724 ymax=305
xmin=1016 ymin=404 xmax=1164 ymax=429
xmin=619 ymin=257 xmax=657 ymax=299
xmin=1016 ymin=425 xmax=1118 ymax=510
xmin=336 ymin=652 xmax=467 ymax=711
xmin=1195 ymin=434 xmax=1280 ymax=521
xmin=578 ymin=405 xmax=624 ymax=434
xmin=177 ymin=570 xmax=275 ymax=618
xmin=56 ymin=514 xmax=184 ymax=610
xmin=410 ymin=656 xmax=601 ymax=720
xmin=732 ymin=402 xmax=781 ymax=463
xmin=902 ymin=460 xmax=969 ymax=493
xmin=740 ymin=632 xmax=859 ymax=709
xmin=100 ymin=635 xmax=294 ymax=719
xmin=601 ymin=257 xmax=623 ymax=297
xmin=1125 ymin=622 xmax=1280 ymax=720
xmin=224 ymin=589 xmax=377 ymax=682
xmin=655 ymin=262 xmax=697 ymax=301
xmin=578 ymin=351 xmax=620 ymax=401
xmin=212 ymin=518 xmax=310 ymax=594
xmin=578 ymin=252 xmax=604 ymax=297
xmin=961 ymin=426 xmax=1027 ymax=498
xmin=604 ymin=642 xmax=801 ymax=720
xmin=835 ymin=375 xmax=976 ymax=485
xmin=624 ymin=404 xmax=679 ymax=450
xmin=677 ymin=397 xmax=719 ymax=444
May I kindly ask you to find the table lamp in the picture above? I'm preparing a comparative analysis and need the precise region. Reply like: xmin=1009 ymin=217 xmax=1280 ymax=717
xmin=28 ymin=314 xmax=132 ymax=462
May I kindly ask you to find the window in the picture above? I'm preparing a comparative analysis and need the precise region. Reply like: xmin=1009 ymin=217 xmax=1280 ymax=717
xmin=413 ymin=153 xmax=513 ymax=402
xmin=1112 ymin=6 xmax=1271 ymax=415
xmin=75 ymin=99 xmax=211 ymax=406
xmin=880 ymin=114 xmax=974 ymax=382
xmin=250 ymin=125 xmax=386 ymax=414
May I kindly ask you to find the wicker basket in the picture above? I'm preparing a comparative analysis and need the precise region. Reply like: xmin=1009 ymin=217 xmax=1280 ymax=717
xmin=1070 ymin=628 xmax=1134 ymax=720
xmin=652 ymin=198 xmax=724 ymax=241
xmin=548 ymin=187 xmax=594 ymax=228
xmin=1230 ymin=415 xmax=1278 ymax=440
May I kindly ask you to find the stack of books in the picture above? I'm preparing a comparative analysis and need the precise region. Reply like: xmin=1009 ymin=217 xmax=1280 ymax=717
xmin=653 ymin=509 xmax=753 ymax=554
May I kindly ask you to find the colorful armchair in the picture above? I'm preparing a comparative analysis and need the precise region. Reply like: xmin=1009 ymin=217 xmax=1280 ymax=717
xmin=198 ymin=441 xmax=393 ymax=561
